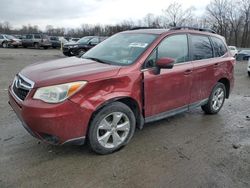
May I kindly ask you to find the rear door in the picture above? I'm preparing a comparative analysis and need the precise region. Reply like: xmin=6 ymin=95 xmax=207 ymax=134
xmin=189 ymin=34 xmax=216 ymax=104
xmin=143 ymin=34 xmax=193 ymax=118
xmin=24 ymin=34 xmax=33 ymax=46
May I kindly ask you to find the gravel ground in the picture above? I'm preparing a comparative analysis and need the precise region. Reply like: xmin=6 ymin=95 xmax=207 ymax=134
xmin=0 ymin=48 xmax=250 ymax=188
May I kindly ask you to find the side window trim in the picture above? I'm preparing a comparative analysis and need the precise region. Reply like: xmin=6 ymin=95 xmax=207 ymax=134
xmin=208 ymin=36 xmax=215 ymax=58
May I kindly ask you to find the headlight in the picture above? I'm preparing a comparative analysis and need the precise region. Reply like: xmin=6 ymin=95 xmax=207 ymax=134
xmin=33 ymin=81 xmax=87 ymax=103
xmin=73 ymin=45 xmax=79 ymax=48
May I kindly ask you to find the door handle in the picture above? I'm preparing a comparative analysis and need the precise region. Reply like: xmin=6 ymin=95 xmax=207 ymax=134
xmin=184 ymin=69 xmax=192 ymax=75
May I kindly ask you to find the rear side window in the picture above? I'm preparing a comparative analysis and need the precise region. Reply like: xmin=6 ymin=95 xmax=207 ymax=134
xmin=191 ymin=35 xmax=213 ymax=60
xmin=0 ymin=35 xmax=3 ymax=39
xmin=34 ymin=34 xmax=41 ymax=39
xmin=211 ymin=37 xmax=227 ymax=57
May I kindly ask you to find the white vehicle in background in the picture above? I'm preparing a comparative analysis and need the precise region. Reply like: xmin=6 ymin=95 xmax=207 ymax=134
xmin=248 ymin=58 xmax=250 ymax=76
xmin=229 ymin=46 xmax=238 ymax=57
xmin=58 ymin=36 xmax=68 ymax=45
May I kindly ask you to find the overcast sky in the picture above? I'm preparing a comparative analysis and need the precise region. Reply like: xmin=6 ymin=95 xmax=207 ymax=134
xmin=0 ymin=0 xmax=209 ymax=30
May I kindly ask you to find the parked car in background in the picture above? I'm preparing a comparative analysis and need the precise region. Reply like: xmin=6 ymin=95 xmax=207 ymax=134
xmin=63 ymin=36 xmax=107 ymax=56
xmin=248 ymin=58 xmax=250 ymax=76
xmin=69 ymin=38 xmax=80 ymax=43
xmin=14 ymin=35 xmax=24 ymax=39
xmin=0 ymin=34 xmax=22 ymax=48
xmin=22 ymin=34 xmax=51 ymax=49
xmin=228 ymin=46 xmax=238 ymax=57
xmin=58 ymin=36 xmax=68 ymax=45
xmin=49 ymin=36 xmax=61 ymax=49
xmin=236 ymin=50 xmax=250 ymax=61
xmin=9 ymin=27 xmax=235 ymax=154
xmin=0 ymin=34 xmax=9 ymax=48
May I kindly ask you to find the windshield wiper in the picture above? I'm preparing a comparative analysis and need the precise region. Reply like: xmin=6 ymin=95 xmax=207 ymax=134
xmin=83 ymin=57 xmax=111 ymax=64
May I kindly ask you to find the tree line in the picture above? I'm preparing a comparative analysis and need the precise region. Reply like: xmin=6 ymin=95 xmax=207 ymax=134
xmin=0 ymin=0 xmax=250 ymax=47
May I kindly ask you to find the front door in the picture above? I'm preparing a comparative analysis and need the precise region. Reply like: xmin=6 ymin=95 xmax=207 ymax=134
xmin=143 ymin=34 xmax=193 ymax=118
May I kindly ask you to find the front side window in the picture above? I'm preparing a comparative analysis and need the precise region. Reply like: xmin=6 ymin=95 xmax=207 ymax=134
xmin=26 ymin=35 xmax=32 ymax=39
xmin=82 ymin=33 xmax=157 ymax=65
xmin=191 ymin=35 xmax=213 ymax=60
xmin=145 ymin=34 xmax=189 ymax=68
xmin=158 ymin=34 xmax=189 ymax=63
xmin=211 ymin=37 xmax=227 ymax=57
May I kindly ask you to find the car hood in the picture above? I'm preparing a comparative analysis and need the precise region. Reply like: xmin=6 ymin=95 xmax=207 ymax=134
xmin=20 ymin=57 xmax=121 ymax=88
xmin=64 ymin=41 xmax=77 ymax=46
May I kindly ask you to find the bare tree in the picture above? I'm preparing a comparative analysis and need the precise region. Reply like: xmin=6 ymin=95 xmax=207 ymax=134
xmin=162 ymin=2 xmax=195 ymax=27
xmin=240 ymin=0 xmax=250 ymax=47
xmin=206 ymin=0 xmax=231 ymax=40
xmin=227 ymin=0 xmax=243 ymax=46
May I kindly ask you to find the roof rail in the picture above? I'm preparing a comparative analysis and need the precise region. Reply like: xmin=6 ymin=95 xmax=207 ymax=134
xmin=170 ymin=26 xmax=216 ymax=34
xmin=130 ymin=26 xmax=163 ymax=30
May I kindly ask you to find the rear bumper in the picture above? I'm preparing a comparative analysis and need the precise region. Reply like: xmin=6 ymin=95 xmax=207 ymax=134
xmin=8 ymin=87 xmax=89 ymax=145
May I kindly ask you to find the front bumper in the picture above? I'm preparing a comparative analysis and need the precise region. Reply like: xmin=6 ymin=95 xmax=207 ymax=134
xmin=8 ymin=87 xmax=89 ymax=145
xmin=63 ymin=46 xmax=80 ymax=55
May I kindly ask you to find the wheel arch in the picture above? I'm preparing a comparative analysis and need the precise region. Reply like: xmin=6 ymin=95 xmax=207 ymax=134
xmin=218 ymin=77 xmax=230 ymax=98
xmin=88 ymin=96 xmax=144 ymax=134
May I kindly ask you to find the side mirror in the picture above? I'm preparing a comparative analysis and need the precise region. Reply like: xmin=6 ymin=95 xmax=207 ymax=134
xmin=156 ymin=57 xmax=174 ymax=69
xmin=153 ymin=57 xmax=174 ymax=75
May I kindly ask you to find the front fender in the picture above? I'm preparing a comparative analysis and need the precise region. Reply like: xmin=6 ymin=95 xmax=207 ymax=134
xmin=69 ymin=73 xmax=143 ymax=122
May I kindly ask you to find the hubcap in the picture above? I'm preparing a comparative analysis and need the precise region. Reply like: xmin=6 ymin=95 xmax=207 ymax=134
xmin=212 ymin=87 xmax=224 ymax=111
xmin=97 ymin=112 xmax=130 ymax=149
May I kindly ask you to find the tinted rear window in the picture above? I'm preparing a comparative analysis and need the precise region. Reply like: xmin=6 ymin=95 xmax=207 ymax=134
xmin=191 ymin=35 xmax=213 ymax=60
xmin=211 ymin=37 xmax=227 ymax=57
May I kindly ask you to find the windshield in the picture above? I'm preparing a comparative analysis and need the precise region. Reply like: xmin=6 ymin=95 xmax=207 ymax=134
xmin=240 ymin=50 xmax=250 ymax=54
xmin=82 ymin=33 xmax=157 ymax=65
xmin=77 ymin=37 xmax=93 ymax=44
xmin=5 ymin=35 xmax=16 ymax=39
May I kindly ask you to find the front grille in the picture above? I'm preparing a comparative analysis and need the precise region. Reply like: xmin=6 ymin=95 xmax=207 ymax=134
xmin=12 ymin=74 xmax=34 ymax=101
xmin=13 ymin=84 xmax=29 ymax=100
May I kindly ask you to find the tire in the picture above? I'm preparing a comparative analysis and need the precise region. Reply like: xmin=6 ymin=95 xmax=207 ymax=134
xmin=201 ymin=83 xmax=226 ymax=114
xmin=77 ymin=49 xmax=86 ymax=57
xmin=248 ymin=71 xmax=250 ymax=77
xmin=34 ymin=43 xmax=39 ymax=49
xmin=2 ymin=41 xmax=8 ymax=48
xmin=63 ymin=52 xmax=70 ymax=56
xmin=88 ymin=102 xmax=136 ymax=155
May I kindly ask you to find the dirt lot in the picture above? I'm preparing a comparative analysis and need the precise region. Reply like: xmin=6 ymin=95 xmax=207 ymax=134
xmin=0 ymin=48 xmax=250 ymax=188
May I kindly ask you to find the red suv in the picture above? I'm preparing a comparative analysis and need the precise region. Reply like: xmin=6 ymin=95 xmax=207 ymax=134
xmin=8 ymin=27 xmax=235 ymax=154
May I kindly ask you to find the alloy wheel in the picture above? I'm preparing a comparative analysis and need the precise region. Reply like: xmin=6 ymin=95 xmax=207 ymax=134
xmin=97 ymin=112 xmax=130 ymax=149
xmin=212 ymin=87 xmax=225 ymax=111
